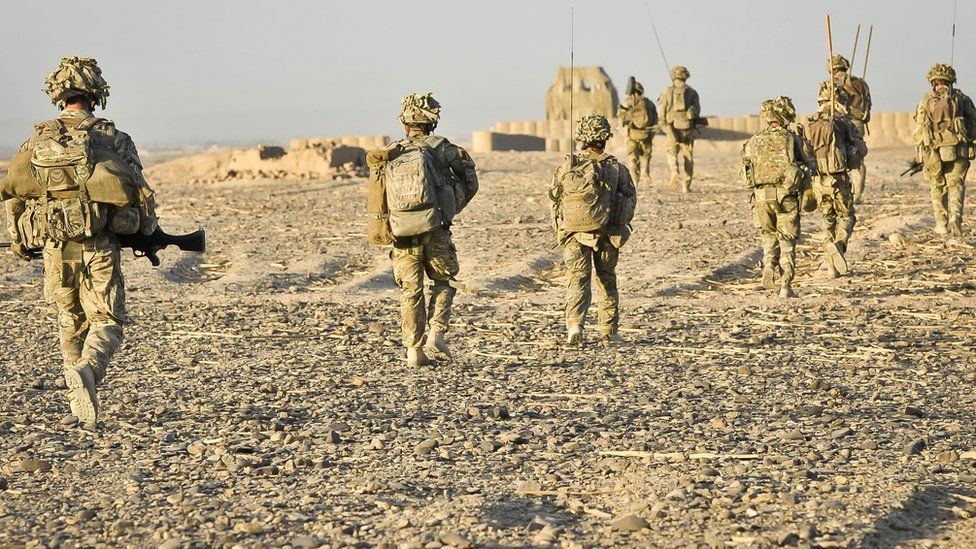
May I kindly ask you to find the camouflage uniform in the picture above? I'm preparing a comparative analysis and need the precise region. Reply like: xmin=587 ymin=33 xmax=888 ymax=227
xmin=378 ymin=94 xmax=478 ymax=363
xmin=658 ymin=66 xmax=700 ymax=192
xmin=741 ymin=97 xmax=815 ymax=297
xmin=616 ymin=82 xmax=658 ymax=185
xmin=806 ymin=82 xmax=867 ymax=277
xmin=2 ymin=57 xmax=158 ymax=426
xmin=550 ymin=115 xmax=637 ymax=340
xmin=830 ymin=55 xmax=872 ymax=203
xmin=913 ymin=64 xmax=976 ymax=236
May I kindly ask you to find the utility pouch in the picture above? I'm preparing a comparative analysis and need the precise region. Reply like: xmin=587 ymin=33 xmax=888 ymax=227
xmin=46 ymin=197 xmax=90 ymax=241
xmin=58 ymin=242 xmax=84 ymax=289
xmin=939 ymin=145 xmax=958 ymax=162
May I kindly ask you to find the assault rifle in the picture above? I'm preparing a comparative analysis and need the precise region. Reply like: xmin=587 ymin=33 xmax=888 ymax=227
xmin=118 ymin=227 xmax=206 ymax=266
xmin=901 ymin=160 xmax=924 ymax=177
xmin=1 ymin=227 xmax=206 ymax=266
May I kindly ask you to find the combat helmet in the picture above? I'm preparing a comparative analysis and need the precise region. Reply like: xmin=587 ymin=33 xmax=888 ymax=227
xmin=398 ymin=92 xmax=441 ymax=128
xmin=43 ymin=56 xmax=110 ymax=110
xmin=671 ymin=65 xmax=690 ymax=81
xmin=829 ymin=54 xmax=850 ymax=72
xmin=760 ymin=96 xmax=796 ymax=126
xmin=927 ymin=63 xmax=957 ymax=84
xmin=574 ymin=114 xmax=613 ymax=144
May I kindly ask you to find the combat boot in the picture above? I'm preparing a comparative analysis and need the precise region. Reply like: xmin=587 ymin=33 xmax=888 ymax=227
xmin=948 ymin=217 xmax=963 ymax=237
xmin=680 ymin=181 xmax=691 ymax=193
xmin=934 ymin=222 xmax=949 ymax=235
xmin=825 ymin=242 xmax=848 ymax=275
xmin=817 ymin=260 xmax=839 ymax=279
xmin=64 ymin=363 xmax=98 ymax=428
xmin=566 ymin=324 xmax=583 ymax=345
xmin=761 ymin=267 xmax=777 ymax=289
xmin=406 ymin=347 xmax=430 ymax=367
xmin=600 ymin=332 xmax=624 ymax=346
xmin=779 ymin=282 xmax=796 ymax=298
xmin=424 ymin=331 xmax=452 ymax=362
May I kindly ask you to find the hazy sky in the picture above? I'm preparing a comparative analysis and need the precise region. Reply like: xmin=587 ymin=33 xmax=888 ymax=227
xmin=0 ymin=0 xmax=970 ymax=149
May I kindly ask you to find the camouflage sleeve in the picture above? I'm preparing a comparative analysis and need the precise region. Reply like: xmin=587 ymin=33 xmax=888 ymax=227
xmin=861 ymin=79 xmax=872 ymax=122
xmin=3 ymin=199 xmax=25 ymax=243
xmin=687 ymin=88 xmax=701 ymax=119
xmin=962 ymin=93 xmax=976 ymax=141
xmin=617 ymin=101 xmax=631 ymax=126
xmin=794 ymin=134 xmax=816 ymax=172
xmin=617 ymin=161 xmax=637 ymax=201
xmin=445 ymin=143 xmax=478 ymax=210
xmin=112 ymin=127 xmax=159 ymax=235
xmin=913 ymin=99 xmax=933 ymax=150
xmin=658 ymin=89 xmax=671 ymax=117
xmin=647 ymin=98 xmax=659 ymax=126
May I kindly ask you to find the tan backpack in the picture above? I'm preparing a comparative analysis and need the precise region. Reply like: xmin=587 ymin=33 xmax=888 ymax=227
xmin=745 ymin=126 xmax=802 ymax=192
xmin=555 ymin=155 xmax=617 ymax=232
xmin=806 ymin=115 xmax=848 ymax=174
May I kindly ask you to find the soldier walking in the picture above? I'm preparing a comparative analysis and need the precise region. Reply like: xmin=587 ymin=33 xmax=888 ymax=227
xmin=830 ymin=55 xmax=872 ymax=203
xmin=806 ymin=81 xmax=867 ymax=278
xmin=366 ymin=93 xmax=479 ymax=367
xmin=549 ymin=115 xmax=637 ymax=344
xmin=658 ymin=66 xmax=701 ymax=192
xmin=617 ymin=79 xmax=658 ymax=186
xmin=913 ymin=64 xmax=976 ymax=237
xmin=740 ymin=97 xmax=815 ymax=298
xmin=1 ymin=57 xmax=159 ymax=427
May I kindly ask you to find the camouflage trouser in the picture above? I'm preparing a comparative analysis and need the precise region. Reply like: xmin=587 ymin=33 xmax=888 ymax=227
xmin=43 ymin=237 xmax=125 ymax=385
xmin=924 ymin=156 xmax=970 ymax=233
xmin=851 ymin=120 xmax=868 ymax=202
xmin=751 ymin=191 xmax=799 ymax=285
xmin=626 ymin=135 xmax=653 ymax=183
xmin=665 ymin=128 xmax=695 ymax=191
xmin=812 ymin=174 xmax=856 ymax=252
xmin=390 ymin=228 xmax=459 ymax=349
xmin=563 ymin=236 xmax=619 ymax=335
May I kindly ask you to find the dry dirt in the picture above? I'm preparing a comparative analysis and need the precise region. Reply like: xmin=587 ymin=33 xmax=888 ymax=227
xmin=2 ymin=146 xmax=976 ymax=548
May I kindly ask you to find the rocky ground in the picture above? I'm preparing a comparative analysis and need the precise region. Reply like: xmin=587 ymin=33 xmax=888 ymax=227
xmin=1 ymin=146 xmax=976 ymax=548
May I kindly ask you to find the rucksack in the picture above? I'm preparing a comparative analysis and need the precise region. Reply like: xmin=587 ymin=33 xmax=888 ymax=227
xmin=748 ymin=126 xmax=800 ymax=189
xmin=557 ymin=155 xmax=617 ymax=232
xmin=631 ymin=98 xmax=653 ymax=129
xmin=30 ymin=117 xmax=101 ymax=241
xmin=806 ymin=115 xmax=848 ymax=174
xmin=384 ymin=138 xmax=448 ymax=237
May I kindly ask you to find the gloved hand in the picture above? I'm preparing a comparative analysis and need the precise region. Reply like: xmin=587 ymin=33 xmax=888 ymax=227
xmin=10 ymin=242 xmax=34 ymax=262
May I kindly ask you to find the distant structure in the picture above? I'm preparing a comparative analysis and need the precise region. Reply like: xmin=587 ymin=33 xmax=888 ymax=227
xmin=546 ymin=67 xmax=620 ymax=122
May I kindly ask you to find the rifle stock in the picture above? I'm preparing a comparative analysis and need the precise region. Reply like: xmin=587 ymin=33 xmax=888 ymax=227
xmin=901 ymin=160 xmax=924 ymax=177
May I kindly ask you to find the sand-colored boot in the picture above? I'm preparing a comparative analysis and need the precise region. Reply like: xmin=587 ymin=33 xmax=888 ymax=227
xmin=64 ymin=363 xmax=98 ymax=428
xmin=424 ymin=331 xmax=452 ymax=362
xmin=779 ymin=281 xmax=797 ymax=298
xmin=825 ymin=242 xmax=849 ymax=275
xmin=566 ymin=324 xmax=583 ymax=345
xmin=761 ymin=267 xmax=777 ymax=289
xmin=406 ymin=347 xmax=430 ymax=367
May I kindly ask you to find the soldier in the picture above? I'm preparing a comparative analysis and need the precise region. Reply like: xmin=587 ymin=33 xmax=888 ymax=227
xmin=617 ymin=78 xmax=658 ymax=186
xmin=740 ymin=97 xmax=815 ymax=298
xmin=806 ymin=81 xmax=867 ymax=278
xmin=913 ymin=63 xmax=976 ymax=237
xmin=549 ymin=115 xmax=637 ymax=344
xmin=366 ymin=93 xmax=478 ymax=367
xmin=830 ymin=55 xmax=872 ymax=203
xmin=1 ymin=57 xmax=158 ymax=427
xmin=658 ymin=66 xmax=701 ymax=192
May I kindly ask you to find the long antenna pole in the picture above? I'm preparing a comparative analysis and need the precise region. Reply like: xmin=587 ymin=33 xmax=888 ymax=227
xmin=826 ymin=14 xmax=836 ymax=118
xmin=951 ymin=0 xmax=958 ymax=64
xmin=850 ymin=24 xmax=861 ymax=73
xmin=644 ymin=3 xmax=671 ymax=79
xmin=569 ymin=6 xmax=575 ymax=163
xmin=862 ymin=25 xmax=873 ymax=79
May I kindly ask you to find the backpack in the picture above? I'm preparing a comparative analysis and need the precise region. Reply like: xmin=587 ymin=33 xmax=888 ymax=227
xmin=631 ymin=97 xmax=652 ymax=129
xmin=748 ymin=126 xmax=801 ymax=190
xmin=557 ymin=155 xmax=617 ymax=232
xmin=384 ymin=138 xmax=448 ymax=237
xmin=806 ymin=115 xmax=848 ymax=174
xmin=30 ymin=117 xmax=102 ymax=242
